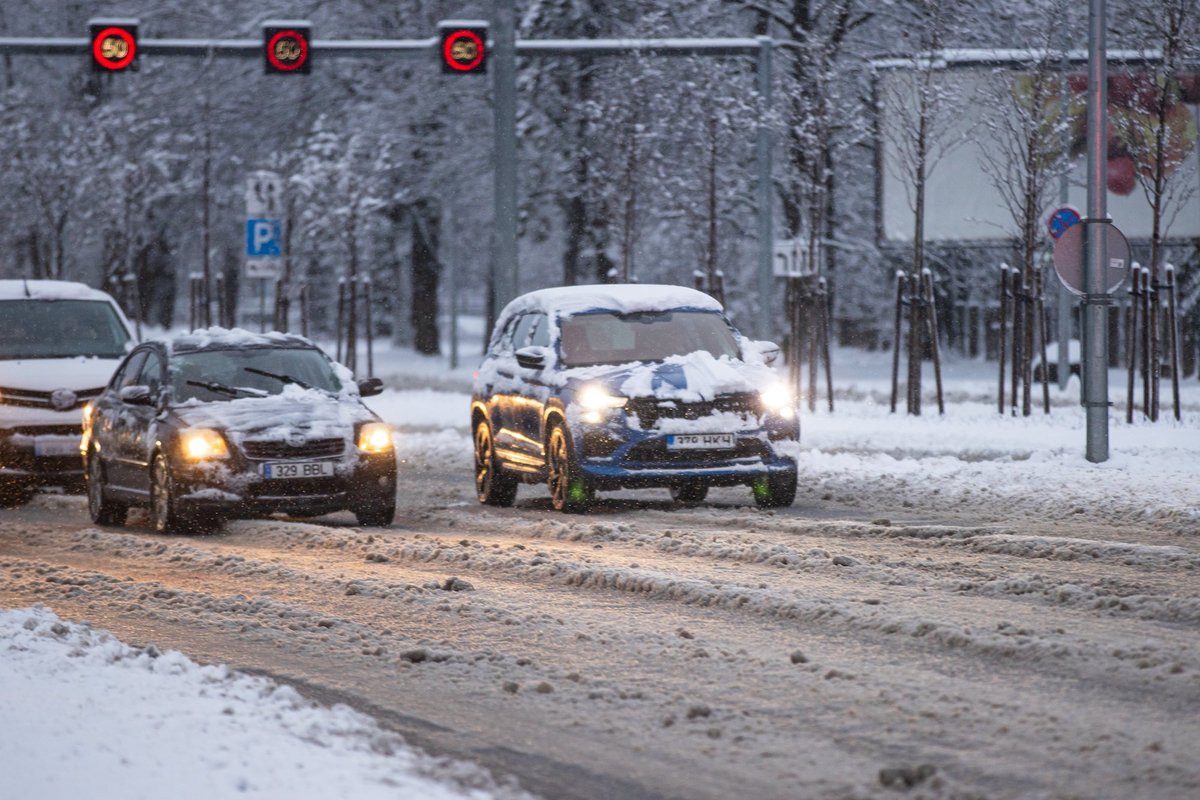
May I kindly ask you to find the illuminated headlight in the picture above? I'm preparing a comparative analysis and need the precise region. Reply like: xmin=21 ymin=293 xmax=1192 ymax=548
xmin=577 ymin=384 xmax=626 ymax=424
xmin=180 ymin=429 xmax=229 ymax=461
xmin=759 ymin=383 xmax=796 ymax=419
xmin=357 ymin=422 xmax=394 ymax=454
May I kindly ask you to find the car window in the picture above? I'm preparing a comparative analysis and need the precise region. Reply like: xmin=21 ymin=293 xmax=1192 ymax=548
xmin=558 ymin=310 xmax=741 ymax=367
xmin=0 ymin=299 xmax=129 ymax=360
xmin=112 ymin=351 xmax=148 ymax=390
xmin=137 ymin=351 xmax=165 ymax=395
xmin=529 ymin=314 xmax=550 ymax=348
xmin=169 ymin=347 xmax=342 ymax=403
xmin=511 ymin=314 xmax=538 ymax=350
xmin=490 ymin=315 xmax=520 ymax=357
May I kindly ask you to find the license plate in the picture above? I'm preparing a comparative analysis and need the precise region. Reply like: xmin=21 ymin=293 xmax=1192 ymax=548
xmin=666 ymin=433 xmax=736 ymax=450
xmin=261 ymin=461 xmax=335 ymax=479
xmin=34 ymin=435 xmax=82 ymax=457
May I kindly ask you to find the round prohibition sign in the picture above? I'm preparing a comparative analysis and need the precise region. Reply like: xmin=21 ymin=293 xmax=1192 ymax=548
xmin=443 ymin=30 xmax=485 ymax=71
xmin=267 ymin=29 xmax=309 ymax=71
xmin=92 ymin=27 xmax=136 ymax=70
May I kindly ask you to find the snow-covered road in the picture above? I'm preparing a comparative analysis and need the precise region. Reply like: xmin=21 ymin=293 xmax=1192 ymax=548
xmin=3 ymin=347 xmax=1198 ymax=799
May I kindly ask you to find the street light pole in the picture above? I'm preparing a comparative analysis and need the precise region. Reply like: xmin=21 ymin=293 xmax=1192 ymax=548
xmin=1083 ymin=0 xmax=1110 ymax=462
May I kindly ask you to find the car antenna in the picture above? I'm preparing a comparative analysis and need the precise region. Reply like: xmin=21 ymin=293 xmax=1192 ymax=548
xmin=23 ymin=277 xmax=32 ymax=297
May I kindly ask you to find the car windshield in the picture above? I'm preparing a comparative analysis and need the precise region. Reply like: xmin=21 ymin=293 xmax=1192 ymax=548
xmin=169 ymin=347 xmax=342 ymax=403
xmin=0 ymin=299 xmax=129 ymax=360
xmin=558 ymin=310 xmax=740 ymax=367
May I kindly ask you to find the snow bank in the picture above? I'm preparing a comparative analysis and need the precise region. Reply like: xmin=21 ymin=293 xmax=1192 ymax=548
xmin=0 ymin=606 xmax=529 ymax=800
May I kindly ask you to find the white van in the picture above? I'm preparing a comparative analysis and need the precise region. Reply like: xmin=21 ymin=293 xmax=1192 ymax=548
xmin=1 ymin=280 xmax=135 ymax=505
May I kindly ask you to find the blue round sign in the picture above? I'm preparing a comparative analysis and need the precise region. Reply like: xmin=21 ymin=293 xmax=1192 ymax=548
xmin=1048 ymin=207 xmax=1082 ymax=240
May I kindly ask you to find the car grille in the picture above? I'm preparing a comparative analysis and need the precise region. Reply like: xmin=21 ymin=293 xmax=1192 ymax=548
xmin=625 ymin=437 xmax=770 ymax=463
xmin=241 ymin=438 xmax=345 ymax=460
xmin=625 ymin=392 xmax=761 ymax=430
xmin=0 ymin=386 xmax=104 ymax=411
xmin=4 ymin=425 xmax=83 ymax=436
xmin=246 ymin=476 xmax=344 ymax=498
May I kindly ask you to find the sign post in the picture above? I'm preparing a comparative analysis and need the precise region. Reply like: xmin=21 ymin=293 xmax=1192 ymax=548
xmin=1083 ymin=0 xmax=1110 ymax=463
xmin=245 ymin=171 xmax=285 ymax=331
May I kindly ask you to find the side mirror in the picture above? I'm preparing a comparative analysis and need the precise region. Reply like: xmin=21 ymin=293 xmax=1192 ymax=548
xmin=119 ymin=385 xmax=156 ymax=406
xmin=357 ymin=377 xmax=384 ymax=398
xmin=748 ymin=340 xmax=781 ymax=366
xmin=515 ymin=345 xmax=549 ymax=371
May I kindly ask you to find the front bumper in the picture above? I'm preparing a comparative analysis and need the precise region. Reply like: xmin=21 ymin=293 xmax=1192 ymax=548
xmin=171 ymin=452 xmax=396 ymax=519
xmin=0 ymin=426 xmax=85 ymax=487
xmin=572 ymin=414 xmax=798 ymax=491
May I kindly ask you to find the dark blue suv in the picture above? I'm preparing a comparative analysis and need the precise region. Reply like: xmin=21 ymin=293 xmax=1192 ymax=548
xmin=470 ymin=285 xmax=799 ymax=513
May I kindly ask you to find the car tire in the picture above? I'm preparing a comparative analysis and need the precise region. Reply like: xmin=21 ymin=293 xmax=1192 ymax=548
xmin=355 ymin=474 xmax=397 ymax=527
xmin=150 ymin=452 xmax=211 ymax=534
xmin=474 ymin=420 xmax=518 ymax=507
xmin=86 ymin=451 xmax=127 ymax=526
xmin=547 ymin=423 xmax=592 ymax=514
xmin=753 ymin=470 xmax=797 ymax=509
xmin=670 ymin=481 xmax=708 ymax=505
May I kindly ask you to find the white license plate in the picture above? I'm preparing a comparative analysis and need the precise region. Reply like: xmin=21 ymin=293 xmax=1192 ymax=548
xmin=261 ymin=461 xmax=336 ymax=479
xmin=34 ymin=436 xmax=82 ymax=457
xmin=666 ymin=433 xmax=736 ymax=450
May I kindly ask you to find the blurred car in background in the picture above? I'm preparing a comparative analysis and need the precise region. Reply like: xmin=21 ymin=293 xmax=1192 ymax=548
xmin=0 ymin=280 xmax=134 ymax=506
xmin=83 ymin=329 xmax=395 ymax=533
xmin=471 ymin=284 xmax=799 ymax=513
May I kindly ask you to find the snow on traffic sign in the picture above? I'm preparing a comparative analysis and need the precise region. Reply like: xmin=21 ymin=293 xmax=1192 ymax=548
xmin=1052 ymin=222 xmax=1130 ymax=296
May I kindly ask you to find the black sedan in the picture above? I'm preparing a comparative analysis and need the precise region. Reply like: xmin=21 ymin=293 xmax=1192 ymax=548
xmin=82 ymin=330 xmax=396 ymax=533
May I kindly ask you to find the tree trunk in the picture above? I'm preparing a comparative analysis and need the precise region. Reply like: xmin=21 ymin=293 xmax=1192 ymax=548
xmin=410 ymin=199 xmax=441 ymax=355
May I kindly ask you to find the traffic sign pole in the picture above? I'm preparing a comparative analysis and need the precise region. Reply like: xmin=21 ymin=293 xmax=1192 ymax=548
xmin=1083 ymin=0 xmax=1109 ymax=463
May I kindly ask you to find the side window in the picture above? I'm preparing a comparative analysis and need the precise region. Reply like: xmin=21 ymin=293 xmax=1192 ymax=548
xmin=137 ymin=352 xmax=165 ymax=395
xmin=491 ymin=315 xmax=520 ymax=357
xmin=529 ymin=314 xmax=550 ymax=348
xmin=112 ymin=351 xmax=148 ymax=391
xmin=511 ymin=314 xmax=538 ymax=350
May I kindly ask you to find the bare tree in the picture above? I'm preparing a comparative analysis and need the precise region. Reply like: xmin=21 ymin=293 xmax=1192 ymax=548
xmin=977 ymin=2 xmax=1072 ymax=416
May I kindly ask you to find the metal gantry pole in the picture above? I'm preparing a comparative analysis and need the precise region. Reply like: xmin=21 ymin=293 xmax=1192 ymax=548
xmin=1083 ymin=0 xmax=1110 ymax=463
xmin=755 ymin=36 xmax=773 ymax=340
xmin=491 ymin=0 xmax=518 ymax=322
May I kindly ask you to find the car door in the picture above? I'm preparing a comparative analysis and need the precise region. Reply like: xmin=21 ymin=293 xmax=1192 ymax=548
xmin=95 ymin=349 xmax=147 ymax=491
xmin=514 ymin=312 xmax=552 ymax=463
xmin=121 ymin=348 xmax=166 ymax=496
xmin=495 ymin=313 xmax=544 ymax=465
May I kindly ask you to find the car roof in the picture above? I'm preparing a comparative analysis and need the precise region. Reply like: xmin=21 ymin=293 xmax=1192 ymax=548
xmin=0 ymin=279 xmax=122 ymax=303
xmin=497 ymin=284 xmax=724 ymax=321
xmin=157 ymin=327 xmax=320 ymax=355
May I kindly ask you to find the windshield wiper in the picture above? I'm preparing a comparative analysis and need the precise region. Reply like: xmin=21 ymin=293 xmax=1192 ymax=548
xmin=242 ymin=366 xmax=315 ymax=391
xmin=186 ymin=379 xmax=267 ymax=398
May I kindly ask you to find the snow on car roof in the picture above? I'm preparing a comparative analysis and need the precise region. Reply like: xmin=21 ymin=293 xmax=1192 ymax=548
xmin=498 ymin=284 xmax=724 ymax=321
xmin=162 ymin=327 xmax=318 ymax=353
xmin=0 ymin=279 xmax=119 ymax=302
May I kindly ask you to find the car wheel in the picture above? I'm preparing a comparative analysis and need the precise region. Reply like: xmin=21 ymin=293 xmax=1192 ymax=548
xmin=86 ymin=451 xmax=127 ymax=526
xmin=355 ymin=474 xmax=397 ymax=527
xmin=669 ymin=481 xmax=708 ymax=505
xmin=150 ymin=453 xmax=210 ymax=534
xmin=752 ymin=471 xmax=797 ymax=509
xmin=547 ymin=423 xmax=592 ymax=514
xmin=474 ymin=420 xmax=517 ymax=507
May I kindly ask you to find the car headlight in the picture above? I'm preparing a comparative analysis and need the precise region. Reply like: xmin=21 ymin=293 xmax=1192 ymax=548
xmin=357 ymin=422 xmax=393 ymax=454
xmin=759 ymin=383 xmax=796 ymax=419
xmin=577 ymin=384 xmax=626 ymax=424
xmin=180 ymin=428 xmax=229 ymax=461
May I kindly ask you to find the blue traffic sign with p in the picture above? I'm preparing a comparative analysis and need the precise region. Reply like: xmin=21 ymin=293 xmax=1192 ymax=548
xmin=246 ymin=218 xmax=283 ymax=257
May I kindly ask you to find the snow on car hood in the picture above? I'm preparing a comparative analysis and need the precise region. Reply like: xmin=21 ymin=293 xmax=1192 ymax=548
xmin=0 ymin=356 xmax=123 ymax=391
xmin=570 ymin=350 xmax=778 ymax=401
xmin=174 ymin=384 xmax=374 ymax=442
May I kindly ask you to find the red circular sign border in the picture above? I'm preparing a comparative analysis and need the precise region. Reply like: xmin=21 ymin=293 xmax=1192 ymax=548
xmin=267 ymin=29 xmax=309 ymax=72
xmin=92 ymin=26 xmax=137 ymax=71
xmin=443 ymin=30 xmax=485 ymax=72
